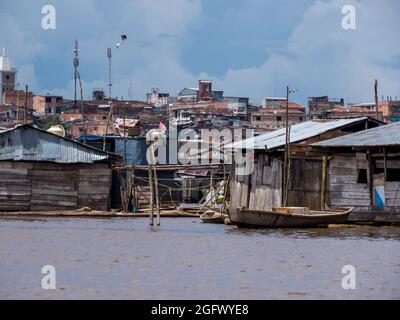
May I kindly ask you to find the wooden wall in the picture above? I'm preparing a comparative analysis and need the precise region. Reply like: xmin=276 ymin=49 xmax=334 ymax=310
xmin=0 ymin=161 xmax=111 ymax=212
xmin=328 ymin=155 xmax=400 ymax=213
xmin=386 ymin=182 xmax=400 ymax=210
xmin=0 ymin=162 xmax=32 ymax=211
xmin=287 ymin=159 xmax=325 ymax=210
xmin=230 ymin=154 xmax=282 ymax=220
xmin=329 ymin=155 xmax=371 ymax=211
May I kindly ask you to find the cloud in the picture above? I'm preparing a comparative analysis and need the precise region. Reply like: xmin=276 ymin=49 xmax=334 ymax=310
xmin=1 ymin=0 xmax=399 ymax=105
xmin=217 ymin=0 xmax=400 ymax=104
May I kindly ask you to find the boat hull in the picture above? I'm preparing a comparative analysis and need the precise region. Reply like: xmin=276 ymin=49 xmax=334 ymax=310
xmin=230 ymin=208 xmax=353 ymax=228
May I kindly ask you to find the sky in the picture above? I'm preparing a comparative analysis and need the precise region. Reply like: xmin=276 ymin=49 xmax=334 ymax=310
xmin=0 ymin=0 xmax=399 ymax=106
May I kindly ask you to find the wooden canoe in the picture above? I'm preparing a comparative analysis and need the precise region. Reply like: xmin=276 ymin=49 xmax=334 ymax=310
xmin=231 ymin=207 xmax=354 ymax=228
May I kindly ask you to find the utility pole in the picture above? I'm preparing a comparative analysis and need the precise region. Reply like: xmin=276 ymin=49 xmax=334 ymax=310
xmin=284 ymin=86 xmax=289 ymax=206
xmin=283 ymin=86 xmax=297 ymax=206
xmin=374 ymin=79 xmax=379 ymax=121
xmin=24 ymin=84 xmax=28 ymax=125
xmin=73 ymin=40 xmax=79 ymax=108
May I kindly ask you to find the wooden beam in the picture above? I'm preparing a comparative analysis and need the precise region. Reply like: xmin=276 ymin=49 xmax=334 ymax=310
xmin=320 ymin=155 xmax=327 ymax=210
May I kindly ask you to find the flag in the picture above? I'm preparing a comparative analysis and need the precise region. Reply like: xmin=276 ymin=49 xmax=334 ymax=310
xmin=159 ymin=121 xmax=167 ymax=132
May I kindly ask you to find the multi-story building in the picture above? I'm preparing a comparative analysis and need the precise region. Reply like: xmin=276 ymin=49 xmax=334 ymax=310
xmin=251 ymin=107 xmax=305 ymax=130
xmin=178 ymin=80 xmax=224 ymax=102
xmin=2 ymin=90 xmax=33 ymax=107
xmin=378 ymin=100 xmax=400 ymax=123
xmin=33 ymin=95 xmax=63 ymax=115
xmin=0 ymin=105 xmax=34 ymax=124
xmin=262 ymin=97 xmax=287 ymax=109
xmin=251 ymin=97 xmax=306 ymax=130
xmin=147 ymin=88 xmax=170 ymax=106
xmin=308 ymin=96 xmax=344 ymax=118
xmin=224 ymin=96 xmax=249 ymax=117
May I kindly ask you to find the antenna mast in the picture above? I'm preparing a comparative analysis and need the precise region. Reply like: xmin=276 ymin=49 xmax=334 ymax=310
xmin=107 ymin=48 xmax=112 ymax=98
xmin=73 ymin=40 xmax=79 ymax=108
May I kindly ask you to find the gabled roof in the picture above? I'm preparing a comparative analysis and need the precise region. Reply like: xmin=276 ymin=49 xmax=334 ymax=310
xmin=312 ymin=121 xmax=400 ymax=148
xmin=0 ymin=124 xmax=120 ymax=163
xmin=178 ymin=88 xmax=199 ymax=96
xmin=225 ymin=117 xmax=377 ymax=150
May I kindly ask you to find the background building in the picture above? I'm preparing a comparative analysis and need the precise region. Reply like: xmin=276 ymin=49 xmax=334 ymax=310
xmin=146 ymin=88 xmax=170 ymax=106
xmin=0 ymin=48 xmax=17 ymax=100
xmin=33 ymin=94 xmax=64 ymax=115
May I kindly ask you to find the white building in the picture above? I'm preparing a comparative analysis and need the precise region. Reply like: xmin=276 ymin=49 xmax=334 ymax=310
xmin=0 ymin=48 xmax=17 ymax=101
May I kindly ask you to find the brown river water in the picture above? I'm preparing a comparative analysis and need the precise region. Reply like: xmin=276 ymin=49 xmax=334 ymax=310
xmin=0 ymin=217 xmax=399 ymax=299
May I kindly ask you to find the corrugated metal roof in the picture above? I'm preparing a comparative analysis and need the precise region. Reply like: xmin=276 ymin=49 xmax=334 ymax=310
xmin=225 ymin=117 xmax=371 ymax=150
xmin=312 ymin=121 xmax=400 ymax=148
xmin=0 ymin=125 xmax=117 ymax=163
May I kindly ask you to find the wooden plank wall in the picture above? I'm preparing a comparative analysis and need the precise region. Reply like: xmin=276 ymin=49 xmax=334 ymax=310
xmin=230 ymin=165 xmax=251 ymax=220
xmin=385 ymin=182 xmax=400 ymax=208
xmin=287 ymin=159 xmax=324 ymax=210
xmin=0 ymin=162 xmax=32 ymax=211
xmin=30 ymin=163 xmax=79 ymax=211
xmin=231 ymin=154 xmax=282 ymax=218
xmin=0 ymin=162 xmax=111 ymax=212
xmin=329 ymin=155 xmax=371 ymax=211
xmin=78 ymin=166 xmax=111 ymax=211
xmin=248 ymin=154 xmax=282 ymax=211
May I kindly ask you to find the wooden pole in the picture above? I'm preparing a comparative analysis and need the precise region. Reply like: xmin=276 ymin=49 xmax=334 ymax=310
xmin=131 ymin=164 xmax=137 ymax=211
xmin=153 ymin=164 xmax=160 ymax=225
xmin=210 ymin=170 xmax=214 ymax=206
xmin=374 ymin=79 xmax=379 ymax=121
xmin=148 ymin=164 xmax=154 ymax=225
xmin=77 ymin=72 xmax=86 ymax=144
xmin=123 ymin=106 xmax=127 ymax=164
xmin=383 ymin=147 xmax=387 ymax=182
xmin=367 ymin=149 xmax=374 ymax=207
xmin=221 ymin=173 xmax=231 ymax=214
xmin=103 ymin=105 xmax=113 ymax=151
xmin=123 ymin=106 xmax=128 ymax=194
xmin=283 ymin=85 xmax=289 ymax=206
xmin=24 ymin=84 xmax=28 ymax=125
xmin=284 ymin=125 xmax=291 ymax=207
xmin=320 ymin=155 xmax=327 ymax=210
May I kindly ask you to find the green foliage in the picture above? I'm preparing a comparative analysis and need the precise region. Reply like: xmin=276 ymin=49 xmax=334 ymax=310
xmin=43 ymin=118 xmax=64 ymax=131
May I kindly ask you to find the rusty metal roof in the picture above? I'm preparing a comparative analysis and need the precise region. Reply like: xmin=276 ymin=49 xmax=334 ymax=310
xmin=225 ymin=117 xmax=374 ymax=150
xmin=312 ymin=121 xmax=400 ymax=148
xmin=0 ymin=124 xmax=119 ymax=163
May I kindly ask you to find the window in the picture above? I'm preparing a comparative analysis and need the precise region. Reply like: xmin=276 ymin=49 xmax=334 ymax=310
xmin=255 ymin=116 xmax=261 ymax=121
xmin=357 ymin=169 xmax=368 ymax=184
xmin=276 ymin=116 xmax=282 ymax=121
xmin=387 ymin=169 xmax=400 ymax=182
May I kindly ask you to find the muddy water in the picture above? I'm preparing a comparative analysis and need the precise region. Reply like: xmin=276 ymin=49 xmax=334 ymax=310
xmin=0 ymin=217 xmax=399 ymax=299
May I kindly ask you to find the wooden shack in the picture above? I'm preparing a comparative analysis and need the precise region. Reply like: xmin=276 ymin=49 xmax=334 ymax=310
xmin=311 ymin=121 xmax=400 ymax=224
xmin=227 ymin=117 xmax=382 ymax=222
xmin=0 ymin=125 xmax=120 ymax=212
